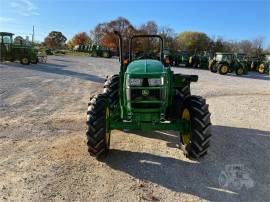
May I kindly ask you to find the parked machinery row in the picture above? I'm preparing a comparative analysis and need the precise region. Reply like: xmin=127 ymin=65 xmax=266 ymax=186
xmin=73 ymin=44 xmax=112 ymax=58
xmin=163 ymin=48 xmax=269 ymax=75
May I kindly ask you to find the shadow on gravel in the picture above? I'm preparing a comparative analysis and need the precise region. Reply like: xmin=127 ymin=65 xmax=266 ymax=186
xmin=105 ymin=125 xmax=270 ymax=201
xmin=127 ymin=130 xmax=179 ymax=149
xmin=222 ymin=72 xmax=269 ymax=81
xmin=8 ymin=63 xmax=104 ymax=83
xmin=50 ymin=58 xmax=72 ymax=63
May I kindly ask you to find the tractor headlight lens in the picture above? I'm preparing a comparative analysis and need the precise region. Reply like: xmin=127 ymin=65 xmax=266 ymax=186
xmin=128 ymin=78 xmax=143 ymax=86
xmin=148 ymin=77 xmax=164 ymax=86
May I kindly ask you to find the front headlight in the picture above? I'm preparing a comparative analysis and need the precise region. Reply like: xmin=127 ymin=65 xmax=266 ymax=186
xmin=128 ymin=78 xmax=143 ymax=86
xmin=148 ymin=77 xmax=164 ymax=86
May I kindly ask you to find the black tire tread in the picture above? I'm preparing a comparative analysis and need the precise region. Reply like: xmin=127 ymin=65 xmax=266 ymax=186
xmin=103 ymin=75 xmax=119 ymax=108
xmin=180 ymin=96 xmax=211 ymax=159
xmin=86 ymin=94 xmax=109 ymax=159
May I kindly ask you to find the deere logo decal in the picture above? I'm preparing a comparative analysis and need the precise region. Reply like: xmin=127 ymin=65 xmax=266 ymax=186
xmin=142 ymin=89 xmax=149 ymax=96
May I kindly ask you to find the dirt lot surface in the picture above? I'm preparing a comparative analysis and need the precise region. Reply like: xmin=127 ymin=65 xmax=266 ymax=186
xmin=0 ymin=56 xmax=269 ymax=202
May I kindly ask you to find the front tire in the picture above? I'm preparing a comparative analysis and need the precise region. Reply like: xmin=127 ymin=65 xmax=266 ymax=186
xmin=103 ymin=75 xmax=119 ymax=109
xmin=86 ymin=94 xmax=111 ymax=159
xmin=31 ymin=57 xmax=38 ymax=64
xmin=209 ymin=60 xmax=217 ymax=73
xmin=180 ymin=96 xmax=211 ymax=159
xmin=20 ymin=57 xmax=30 ymax=65
xmin=236 ymin=67 xmax=244 ymax=75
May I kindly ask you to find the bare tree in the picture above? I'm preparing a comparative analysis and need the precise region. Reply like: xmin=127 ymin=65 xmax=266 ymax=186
xmin=252 ymin=37 xmax=264 ymax=57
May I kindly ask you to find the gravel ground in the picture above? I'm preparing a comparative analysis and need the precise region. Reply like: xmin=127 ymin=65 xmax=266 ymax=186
xmin=0 ymin=56 xmax=269 ymax=202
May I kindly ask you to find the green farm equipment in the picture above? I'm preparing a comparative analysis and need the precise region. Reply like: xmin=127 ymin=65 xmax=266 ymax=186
xmin=189 ymin=52 xmax=211 ymax=69
xmin=0 ymin=32 xmax=38 ymax=64
xmin=73 ymin=44 xmax=112 ymax=58
xmin=86 ymin=31 xmax=211 ymax=159
xmin=209 ymin=52 xmax=248 ymax=75
xmin=175 ymin=50 xmax=190 ymax=67
xmin=235 ymin=53 xmax=253 ymax=71
xmin=89 ymin=44 xmax=112 ymax=58
xmin=257 ymin=55 xmax=270 ymax=74
xmin=250 ymin=57 xmax=261 ymax=71
xmin=163 ymin=48 xmax=174 ymax=66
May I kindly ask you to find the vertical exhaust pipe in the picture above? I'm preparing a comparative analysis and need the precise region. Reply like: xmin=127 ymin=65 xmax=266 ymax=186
xmin=114 ymin=30 xmax=123 ymax=70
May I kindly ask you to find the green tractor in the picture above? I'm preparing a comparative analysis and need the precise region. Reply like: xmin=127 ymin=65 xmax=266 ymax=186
xmin=175 ymin=50 xmax=190 ymax=67
xmin=189 ymin=52 xmax=211 ymax=69
xmin=89 ymin=44 xmax=112 ymax=58
xmin=235 ymin=53 xmax=253 ymax=71
xmin=250 ymin=56 xmax=262 ymax=72
xmin=209 ymin=52 xmax=247 ymax=75
xmin=0 ymin=32 xmax=38 ymax=65
xmin=86 ymin=31 xmax=211 ymax=159
xmin=257 ymin=55 xmax=270 ymax=74
xmin=163 ymin=48 xmax=175 ymax=66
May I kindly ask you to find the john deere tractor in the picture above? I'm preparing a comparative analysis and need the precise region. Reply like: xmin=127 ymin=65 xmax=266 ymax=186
xmin=86 ymin=31 xmax=211 ymax=159
xmin=209 ymin=52 xmax=247 ymax=75
xmin=0 ymin=32 xmax=38 ymax=64
xmin=89 ymin=44 xmax=112 ymax=58
xmin=189 ymin=52 xmax=211 ymax=69
xmin=175 ymin=50 xmax=190 ymax=67
xmin=163 ymin=48 xmax=175 ymax=66
xmin=257 ymin=55 xmax=270 ymax=74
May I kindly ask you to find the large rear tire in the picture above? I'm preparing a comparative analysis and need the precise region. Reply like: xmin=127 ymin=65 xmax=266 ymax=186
xmin=218 ymin=64 xmax=229 ymax=75
xmin=86 ymin=94 xmax=111 ymax=159
xmin=180 ymin=96 xmax=211 ymax=159
xmin=258 ymin=64 xmax=265 ymax=74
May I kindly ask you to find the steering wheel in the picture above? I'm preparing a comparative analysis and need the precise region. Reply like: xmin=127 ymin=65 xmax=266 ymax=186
xmin=136 ymin=52 xmax=159 ymax=60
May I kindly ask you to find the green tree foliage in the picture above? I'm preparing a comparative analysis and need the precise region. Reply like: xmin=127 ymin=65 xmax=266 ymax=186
xmin=66 ymin=39 xmax=75 ymax=50
xmin=177 ymin=31 xmax=211 ymax=53
xmin=44 ymin=31 xmax=67 ymax=49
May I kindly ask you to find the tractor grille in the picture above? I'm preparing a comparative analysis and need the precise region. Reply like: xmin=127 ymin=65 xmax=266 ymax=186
xmin=131 ymin=103 xmax=162 ymax=109
xmin=130 ymin=89 xmax=164 ymax=101
xmin=129 ymin=88 xmax=164 ymax=109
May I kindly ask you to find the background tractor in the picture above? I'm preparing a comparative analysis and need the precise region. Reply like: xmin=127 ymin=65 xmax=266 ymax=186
xmin=89 ymin=44 xmax=112 ymax=58
xmin=189 ymin=52 xmax=211 ymax=69
xmin=175 ymin=50 xmax=190 ymax=67
xmin=163 ymin=48 xmax=175 ymax=66
xmin=235 ymin=53 xmax=252 ymax=71
xmin=250 ymin=56 xmax=262 ymax=72
xmin=0 ymin=32 xmax=38 ymax=65
xmin=257 ymin=55 xmax=270 ymax=74
xmin=208 ymin=52 xmax=248 ymax=75
xmin=86 ymin=31 xmax=211 ymax=160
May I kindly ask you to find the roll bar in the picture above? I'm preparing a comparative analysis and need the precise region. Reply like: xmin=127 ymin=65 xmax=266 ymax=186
xmin=129 ymin=35 xmax=164 ymax=62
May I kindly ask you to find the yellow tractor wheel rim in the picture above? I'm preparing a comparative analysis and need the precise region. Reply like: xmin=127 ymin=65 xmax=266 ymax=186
xmin=105 ymin=107 xmax=110 ymax=145
xmin=181 ymin=108 xmax=191 ymax=145
xmin=221 ymin=65 xmax=228 ymax=73
xmin=258 ymin=64 xmax=265 ymax=73
xmin=237 ymin=68 xmax=243 ymax=74
xmin=189 ymin=57 xmax=193 ymax=64
xmin=23 ymin=58 xmax=28 ymax=63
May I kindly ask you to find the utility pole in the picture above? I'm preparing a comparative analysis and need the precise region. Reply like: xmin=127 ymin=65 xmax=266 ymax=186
xmin=32 ymin=26 xmax=35 ymax=44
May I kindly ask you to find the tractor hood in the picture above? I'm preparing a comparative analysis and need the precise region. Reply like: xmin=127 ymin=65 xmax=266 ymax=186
xmin=126 ymin=59 xmax=164 ymax=74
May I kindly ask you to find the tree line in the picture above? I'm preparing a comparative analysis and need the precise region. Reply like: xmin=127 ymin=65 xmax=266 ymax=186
xmin=43 ymin=17 xmax=269 ymax=56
